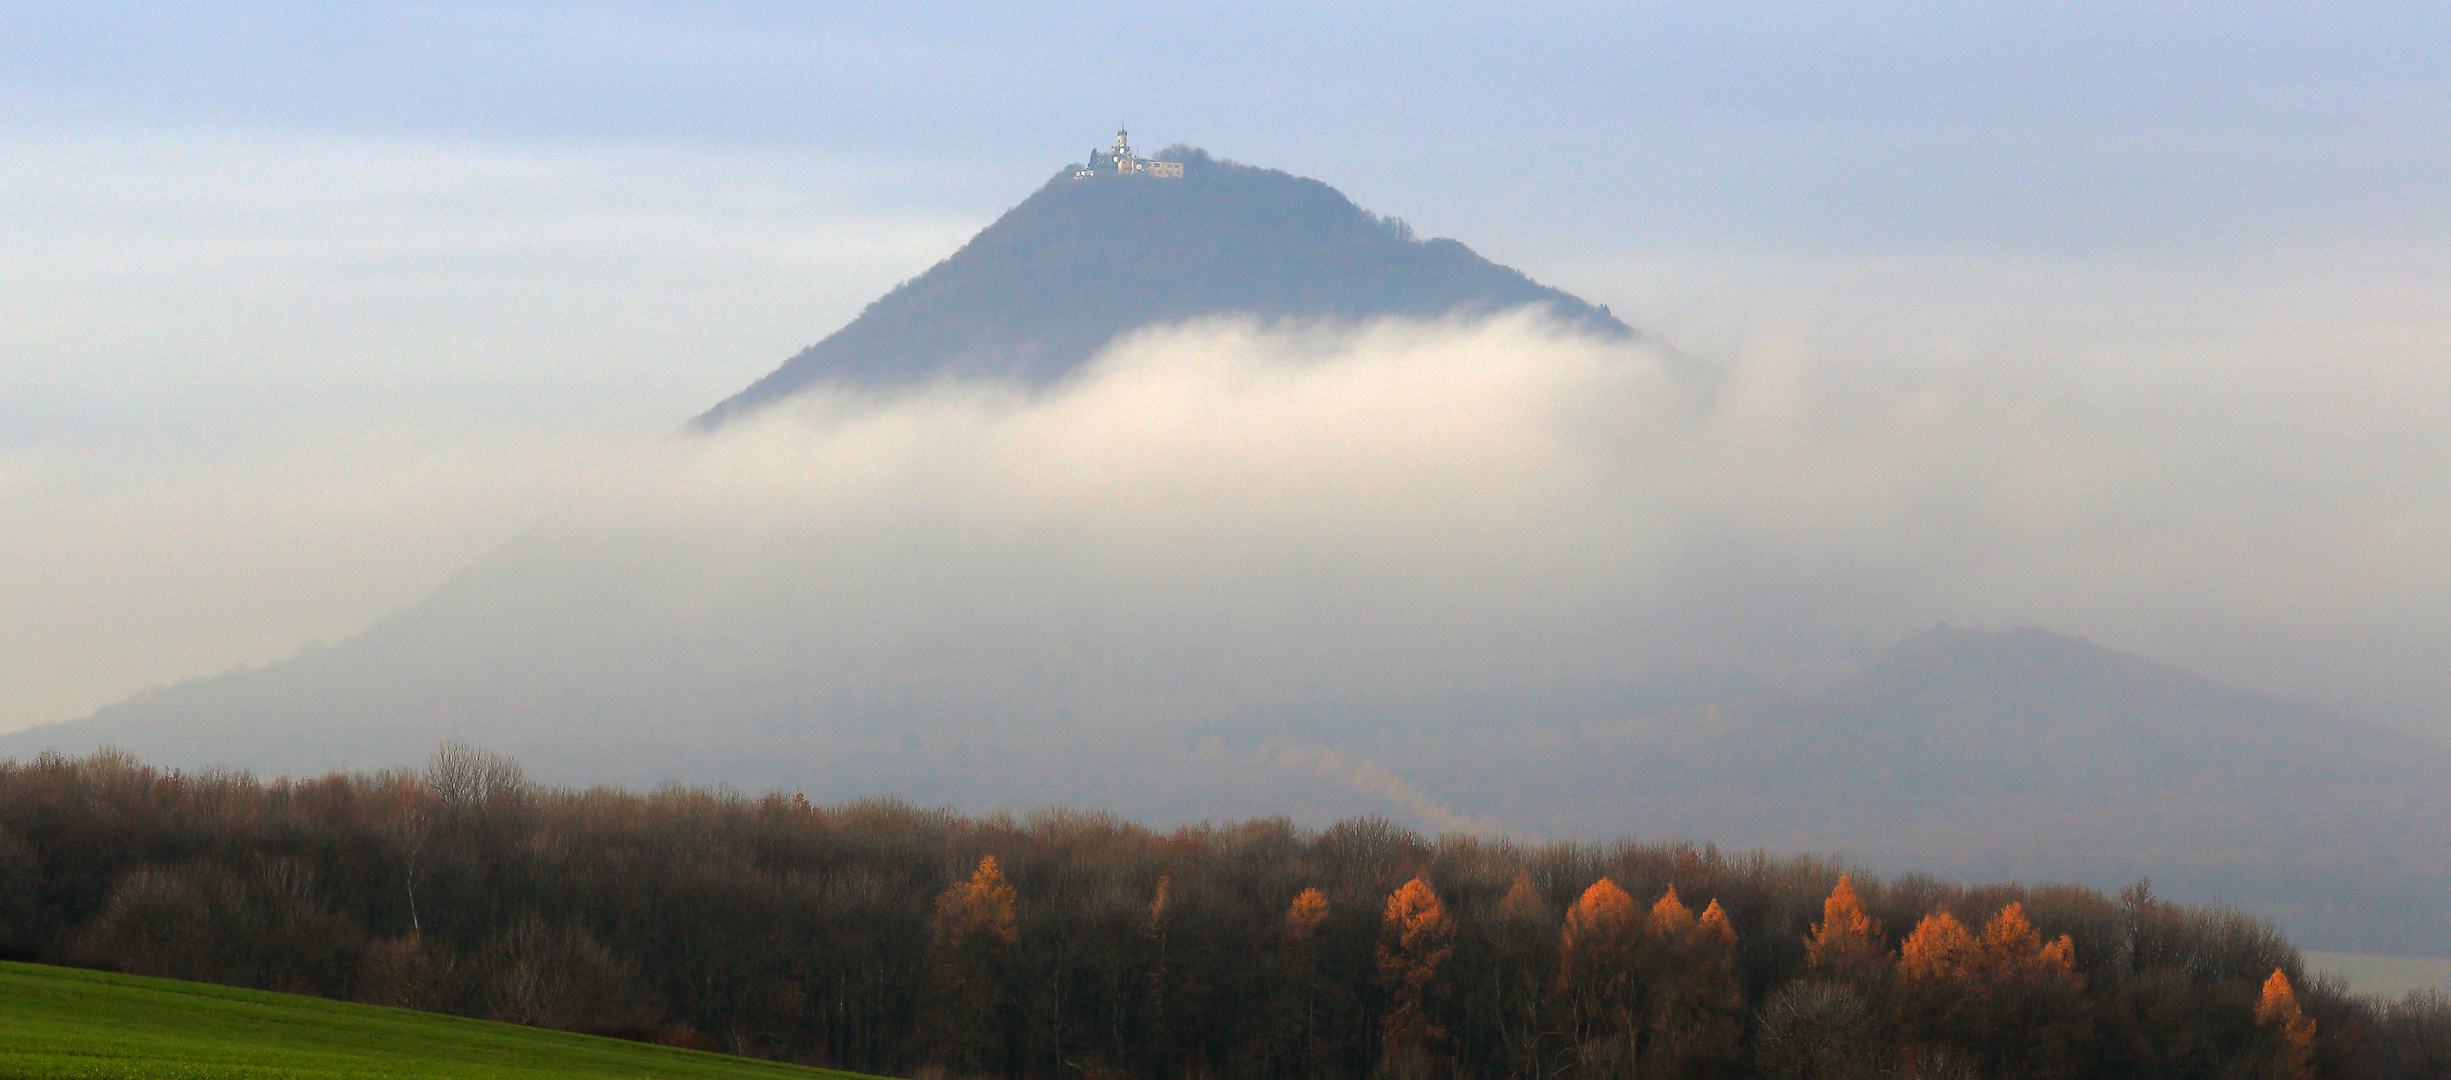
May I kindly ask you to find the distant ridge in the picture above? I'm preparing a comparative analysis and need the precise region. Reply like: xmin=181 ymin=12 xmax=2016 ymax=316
xmin=1455 ymin=626 xmax=2451 ymax=953
xmin=697 ymin=146 xmax=1628 ymax=426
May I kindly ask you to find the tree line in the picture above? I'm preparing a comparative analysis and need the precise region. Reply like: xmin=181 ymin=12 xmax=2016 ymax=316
xmin=1 ymin=745 xmax=2445 ymax=1078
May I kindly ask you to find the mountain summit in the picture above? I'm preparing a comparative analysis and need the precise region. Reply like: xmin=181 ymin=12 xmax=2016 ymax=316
xmin=698 ymin=142 xmax=1627 ymax=425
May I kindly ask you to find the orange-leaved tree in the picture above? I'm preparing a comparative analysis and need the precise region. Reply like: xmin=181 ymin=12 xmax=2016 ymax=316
xmin=1641 ymin=892 xmax=1743 ymax=1078
xmin=925 ymin=855 xmax=1018 ymax=1072
xmin=934 ymin=855 xmax=1018 ymax=948
xmin=1377 ymin=876 xmax=1457 ymax=1073
xmin=1806 ymin=874 xmax=1885 ymax=977
xmin=1271 ymin=888 xmax=1335 ymax=1080
xmin=1558 ymin=878 xmax=1642 ymax=1038
xmin=1976 ymin=902 xmax=2080 ymax=984
xmin=1286 ymin=886 xmax=1330 ymax=941
xmin=1557 ymin=878 xmax=1643 ymax=1079
xmin=2256 ymin=969 xmax=2317 ymax=1080
xmin=1647 ymin=885 xmax=1696 ymax=938
xmin=1898 ymin=904 xmax=2090 ymax=1079
xmin=1898 ymin=911 xmax=1979 ymax=985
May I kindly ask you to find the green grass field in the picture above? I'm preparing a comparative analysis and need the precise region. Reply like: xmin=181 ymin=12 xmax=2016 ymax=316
xmin=0 ymin=960 xmax=887 ymax=1079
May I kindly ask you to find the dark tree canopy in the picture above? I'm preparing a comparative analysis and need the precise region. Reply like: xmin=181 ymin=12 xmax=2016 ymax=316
xmin=5 ymin=747 xmax=2447 ymax=1079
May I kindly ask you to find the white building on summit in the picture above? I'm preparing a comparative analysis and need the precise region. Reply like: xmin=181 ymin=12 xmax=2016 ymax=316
xmin=1072 ymin=127 xmax=1184 ymax=180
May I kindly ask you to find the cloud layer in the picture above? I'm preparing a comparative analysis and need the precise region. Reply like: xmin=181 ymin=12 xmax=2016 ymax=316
xmin=512 ymin=301 xmax=2451 ymax=759
xmin=11 ymin=258 xmax=2451 ymax=755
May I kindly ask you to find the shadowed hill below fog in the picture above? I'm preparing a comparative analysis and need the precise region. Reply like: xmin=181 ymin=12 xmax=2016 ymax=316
xmin=697 ymin=146 xmax=1628 ymax=424
xmin=12 ymin=619 xmax=2448 ymax=951
xmin=1438 ymin=626 xmax=2451 ymax=953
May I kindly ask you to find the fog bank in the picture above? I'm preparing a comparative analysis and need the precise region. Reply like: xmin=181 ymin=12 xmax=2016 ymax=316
xmin=500 ymin=303 xmax=2451 ymax=753
xmin=12 ymin=273 xmax=2451 ymax=752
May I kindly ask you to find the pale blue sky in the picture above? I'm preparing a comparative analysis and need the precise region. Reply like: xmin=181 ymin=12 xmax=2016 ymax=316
xmin=3 ymin=1 xmax=2448 ymax=735
xmin=8 ymin=2 xmax=2444 ymax=255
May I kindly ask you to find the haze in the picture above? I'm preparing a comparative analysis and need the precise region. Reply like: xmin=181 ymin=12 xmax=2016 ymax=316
xmin=5 ymin=1 xmax=2449 ymax=754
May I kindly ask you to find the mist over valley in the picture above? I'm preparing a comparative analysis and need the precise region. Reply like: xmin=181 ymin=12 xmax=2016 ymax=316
xmin=12 ymin=150 xmax=2449 ymax=957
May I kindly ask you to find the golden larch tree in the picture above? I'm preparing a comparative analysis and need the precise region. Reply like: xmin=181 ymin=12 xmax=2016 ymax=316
xmin=2038 ymin=933 xmax=2078 ymax=973
xmin=1558 ymin=878 xmax=1645 ymax=1078
xmin=932 ymin=855 xmax=1017 ymax=950
xmin=1558 ymin=878 xmax=1642 ymax=1027
xmin=1976 ymin=903 xmax=2040 ymax=970
xmin=1972 ymin=903 xmax=2080 ymax=984
xmin=1697 ymin=899 xmax=1736 ymax=949
xmin=1805 ymin=874 xmax=1884 ymax=974
xmin=1640 ymin=896 xmax=1744 ymax=1075
xmin=1274 ymin=887 xmax=1334 ymax=1080
xmin=1561 ymin=878 xmax=1639 ymax=968
xmin=1897 ymin=904 xmax=2089 ymax=1078
xmin=1683 ymin=898 xmax=1743 ymax=1010
xmin=925 ymin=855 xmax=1019 ymax=1072
xmin=2257 ymin=969 xmax=2317 ymax=1080
xmin=1898 ymin=911 xmax=1978 ymax=984
xmin=1149 ymin=874 xmax=1172 ymax=927
xmin=1377 ymin=876 xmax=1457 ymax=1065
xmin=1647 ymin=885 xmax=1696 ymax=938
xmin=1285 ymin=886 xmax=1329 ymax=941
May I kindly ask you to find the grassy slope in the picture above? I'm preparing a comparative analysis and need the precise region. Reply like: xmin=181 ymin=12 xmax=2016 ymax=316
xmin=0 ymin=961 xmax=884 ymax=1079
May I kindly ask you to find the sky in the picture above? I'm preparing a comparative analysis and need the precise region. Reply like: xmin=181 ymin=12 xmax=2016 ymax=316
xmin=3 ymin=2 xmax=2449 ymax=740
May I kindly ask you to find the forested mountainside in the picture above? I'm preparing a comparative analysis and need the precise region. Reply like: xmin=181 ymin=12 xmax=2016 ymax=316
xmin=697 ymin=146 xmax=1627 ymax=423
xmin=5 ymin=748 xmax=2447 ymax=1079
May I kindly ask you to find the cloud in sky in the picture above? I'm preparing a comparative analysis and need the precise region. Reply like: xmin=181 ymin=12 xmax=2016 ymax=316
xmin=0 ymin=131 xmax=979 ymax=447
xmin=0 ymin=131 xmax=973 ymax=729
xmin=6 ymin=4 xmax=2444 ymax=260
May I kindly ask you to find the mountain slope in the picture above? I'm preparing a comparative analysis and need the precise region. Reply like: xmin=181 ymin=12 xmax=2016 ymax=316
xmin=698 ymin=147 xmax=1627 ymax=423
xmin=5 ymin=149 xmax=1644 ymax=825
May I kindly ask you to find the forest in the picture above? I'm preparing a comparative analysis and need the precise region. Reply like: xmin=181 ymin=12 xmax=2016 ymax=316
xmin=2 ymin=745 xmax=2445 ymax=1079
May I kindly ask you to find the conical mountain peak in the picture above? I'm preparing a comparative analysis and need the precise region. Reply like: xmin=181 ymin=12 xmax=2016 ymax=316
xmin=697 ymin=146 xmax=1628 ymax=426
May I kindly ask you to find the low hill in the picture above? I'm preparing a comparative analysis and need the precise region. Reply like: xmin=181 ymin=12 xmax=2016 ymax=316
xmin=1436 ymin=626 xmax=2451 ymax=953
xmin=0 ymin=960 xmax=877 ymax=1079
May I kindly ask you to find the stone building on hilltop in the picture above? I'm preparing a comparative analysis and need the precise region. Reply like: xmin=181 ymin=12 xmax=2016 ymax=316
xmin=1072 ymin=127 xmax=1184 ymax=180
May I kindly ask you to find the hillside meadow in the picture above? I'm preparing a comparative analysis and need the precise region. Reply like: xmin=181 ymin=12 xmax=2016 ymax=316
xmin=0 ymin=959 xmax=880 ymax=1079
